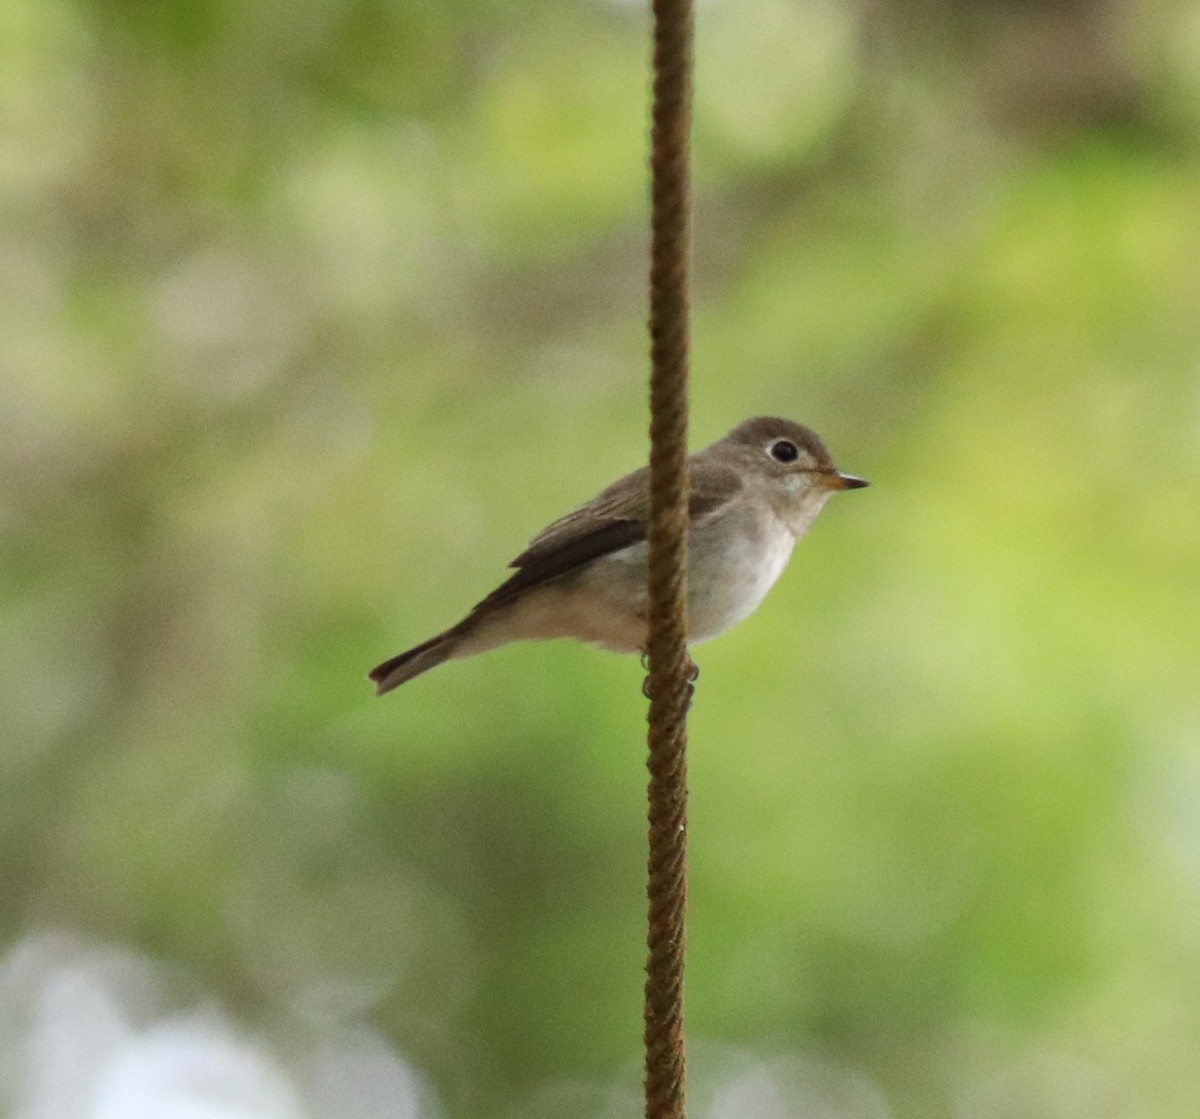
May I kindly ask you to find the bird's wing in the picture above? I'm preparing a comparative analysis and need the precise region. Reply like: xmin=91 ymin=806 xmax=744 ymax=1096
xmin=472 ymin=460 xmax=744 ymax=611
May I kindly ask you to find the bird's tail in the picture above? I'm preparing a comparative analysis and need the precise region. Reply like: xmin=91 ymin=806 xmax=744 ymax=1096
xmin=368 ymin=624 xmax=468 ymax=695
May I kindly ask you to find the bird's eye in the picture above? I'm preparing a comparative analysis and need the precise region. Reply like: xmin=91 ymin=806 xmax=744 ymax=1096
xmin=769 ymin=439 xmax=800 ymax=463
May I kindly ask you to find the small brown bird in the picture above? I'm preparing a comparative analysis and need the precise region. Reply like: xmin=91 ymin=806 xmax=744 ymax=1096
xmin=369 ymin=417 xmax=867 ymax=694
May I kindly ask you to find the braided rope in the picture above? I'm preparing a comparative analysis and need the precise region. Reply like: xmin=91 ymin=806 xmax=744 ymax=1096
xmin=643 ymin=0 xmax=693 ymax=1116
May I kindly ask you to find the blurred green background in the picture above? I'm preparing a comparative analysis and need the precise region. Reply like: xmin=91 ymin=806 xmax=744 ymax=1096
xmin=3 ymin=0 xmax=1200 ymax=1115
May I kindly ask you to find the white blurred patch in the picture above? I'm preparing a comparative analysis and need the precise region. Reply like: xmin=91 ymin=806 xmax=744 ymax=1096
xmin=704 ymin=1054 xmax=892 ymax=1119
xmin=89 ymin=1018 xmax=302 ymax=1119
xmin=0 ymin=931 xmax=439 ymax=1119
xmin=302 ymin=1032 xmax=426 ymax=1119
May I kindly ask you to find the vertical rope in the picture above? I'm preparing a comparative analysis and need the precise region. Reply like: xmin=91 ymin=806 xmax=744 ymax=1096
xmin=644 ymin=0 xmax=693 ymax=1117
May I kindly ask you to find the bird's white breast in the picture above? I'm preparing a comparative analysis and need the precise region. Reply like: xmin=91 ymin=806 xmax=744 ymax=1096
xmin=686 ymin=513 xmax=795 ymax=643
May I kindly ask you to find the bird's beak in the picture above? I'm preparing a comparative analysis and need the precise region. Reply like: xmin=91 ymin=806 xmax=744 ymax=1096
xmin=831 ymin=472 xmax=869 ymax=490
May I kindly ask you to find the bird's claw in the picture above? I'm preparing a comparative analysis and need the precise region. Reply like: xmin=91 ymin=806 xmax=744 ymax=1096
xmin=641 ymin=656 xmax=699 ymax=710
xmin=683 ymin=656 xmax=698 ymax=711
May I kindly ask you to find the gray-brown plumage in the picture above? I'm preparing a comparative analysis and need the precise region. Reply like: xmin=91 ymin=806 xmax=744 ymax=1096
xmin=369 ymin=417 xmax=866 ymax=694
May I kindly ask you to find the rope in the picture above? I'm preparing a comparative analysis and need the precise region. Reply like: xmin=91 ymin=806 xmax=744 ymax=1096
xmin=643 ymin=0 xmax=693 ymax=1116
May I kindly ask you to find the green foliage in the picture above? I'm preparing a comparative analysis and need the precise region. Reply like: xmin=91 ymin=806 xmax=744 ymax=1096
xmin=3 ymin=0 xmax=1200 ymax=1115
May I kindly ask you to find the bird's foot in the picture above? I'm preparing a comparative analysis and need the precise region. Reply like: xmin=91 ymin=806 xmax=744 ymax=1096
xmin=683 ymin=656 xmax=698 ymax=711
xmin=640 ymin=656 xmax=700 ymax=710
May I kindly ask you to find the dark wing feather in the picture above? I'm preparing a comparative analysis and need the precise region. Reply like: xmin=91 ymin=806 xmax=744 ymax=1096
xmin=475 ymin=518 xmax=646 ymax=610
xmin=472 ymin=460 xmax=743 ymax=611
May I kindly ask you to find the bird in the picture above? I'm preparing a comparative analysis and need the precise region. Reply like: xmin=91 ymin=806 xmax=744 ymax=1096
xmin=368 ymin=416 xmax=867 ymax=695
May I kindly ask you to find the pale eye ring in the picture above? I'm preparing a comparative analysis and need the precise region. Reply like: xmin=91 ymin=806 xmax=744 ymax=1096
xmin=769 ymin=439 xmax=800 ymax=463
